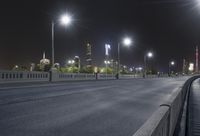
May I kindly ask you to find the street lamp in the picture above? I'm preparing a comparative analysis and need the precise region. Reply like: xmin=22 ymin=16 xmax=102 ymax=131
xmin=171 ymin=61 xmax=175 ymax=66
xmin=147 ymin=52 xmax=153 ymax=58
xmin=144 ymin=51 xmax=153 ymax=78
xmin=51 ymin=13 xmax=72 ymax=69
xmin=169 ymin=61 xmax=175 ymax=76
xmin=123 ymin=38 xmax=132 ymax=46
xmin=117 ymin=37 xmax=132 ymax=79
xmin=60 ymin=14 xmax=72 ymax=26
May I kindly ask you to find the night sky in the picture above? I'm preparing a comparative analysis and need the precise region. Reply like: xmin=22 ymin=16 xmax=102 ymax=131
xmin=1 ymin=0 xmax=200 ymax=72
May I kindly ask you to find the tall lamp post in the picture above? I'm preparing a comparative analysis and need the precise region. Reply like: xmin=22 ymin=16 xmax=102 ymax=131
xmin=169 ymin=61 xmax=175 ymax=76
xmin=117 ymin=37 xmax=132 ymax=79
xmin=51 ymin=13 xmax=72 ymax=69
xmin=144 ymin=51 xmax=153 ymax=78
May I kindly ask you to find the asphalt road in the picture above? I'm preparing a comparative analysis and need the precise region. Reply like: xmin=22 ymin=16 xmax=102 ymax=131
xmin=0 ymin=77 xmax=189 ymax=136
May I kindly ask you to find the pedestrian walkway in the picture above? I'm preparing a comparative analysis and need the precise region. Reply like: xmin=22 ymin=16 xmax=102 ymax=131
xmin=188 ymin=79 xmax=200 ymax=136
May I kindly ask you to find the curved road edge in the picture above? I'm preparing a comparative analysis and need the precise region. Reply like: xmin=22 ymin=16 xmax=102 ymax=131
xmin=132 ymin=75 xmax=200 ymax=136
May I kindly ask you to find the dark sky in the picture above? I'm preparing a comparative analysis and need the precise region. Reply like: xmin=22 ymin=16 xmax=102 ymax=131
xmin=1 ymin=0 xmax=200 ymax=72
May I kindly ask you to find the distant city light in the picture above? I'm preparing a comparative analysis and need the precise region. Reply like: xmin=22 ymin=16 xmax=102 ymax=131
xmin=189 ymin=63 xmax=194 ymax=71
xmin=94 ymin=67 xmax=98 ymax=73
xmin=104 ymin=60 xmax=111 ymax=64
xmin=138 ymin=67 xmax=143 ymax=71
xmin=75 ymin=56 xmax=79 ymax=58
xmin=136 ymin=67 xmax=143 ymax=71
xmin=14 ymin=65 xmax=19 ymax=69
xmin=68 ymin=59 xmax=75 ymax=64
xmin=68 ymin=60 xmax=72 ymax=64
xmin=60 ymin=14 xmax=72 ymax=26
xmin=129 ymin=68 xmax=133 ymax=72
xmin=123 ymin=65 xmax=127 ymax=68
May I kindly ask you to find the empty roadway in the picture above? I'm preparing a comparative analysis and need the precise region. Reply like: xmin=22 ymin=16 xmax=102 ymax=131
xmin=0 ymin=77 xmax=189 ymax=136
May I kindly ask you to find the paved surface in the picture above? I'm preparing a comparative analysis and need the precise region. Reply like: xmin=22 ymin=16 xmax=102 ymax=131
xmin=188 ymin=78 xmax=200 ymax=136
xmin=0 ymin=77 xmax=189 ymax=136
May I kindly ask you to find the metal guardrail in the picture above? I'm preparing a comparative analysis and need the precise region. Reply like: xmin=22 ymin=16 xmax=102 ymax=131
xmin=132 ymin=76 xmax=199 ymax=136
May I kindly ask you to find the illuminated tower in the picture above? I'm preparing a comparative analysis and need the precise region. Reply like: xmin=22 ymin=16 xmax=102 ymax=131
xmin=195 ymin=46 xmax=199 ymax=73
xmin=86 ymin=43 xmax=92 ymax=67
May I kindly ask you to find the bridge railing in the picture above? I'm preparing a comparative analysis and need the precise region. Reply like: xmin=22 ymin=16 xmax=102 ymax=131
xmin=0 ymin=70 xmax=174 ymax=83
xmin=132 ymin=76 xmax=199 ymax=136
xmin=0 ymin=70 xmax=49 ymax=83
xmin=51 ymin=72 xmax=96 ymax=81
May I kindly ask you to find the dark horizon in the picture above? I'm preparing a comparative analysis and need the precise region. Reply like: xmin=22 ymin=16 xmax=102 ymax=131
xmin=0 ymin=0 xmax=200 ymax=72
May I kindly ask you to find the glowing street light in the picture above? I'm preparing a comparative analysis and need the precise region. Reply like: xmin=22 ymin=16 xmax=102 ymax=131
xmin=147 ymin=52 xmax=153 ymax=58
xmin=123 ymin=37 xmax=132 ymax=46
xmin=51 ymin=12 xmax=73 ymax=69
xmin=144 ymin=51 xmax=154 ymax=78
xmin=169 ymin=61 xmax=175 ymax=76
xmin=60 ymin=14 xmax=72 ymax=26
xmin=117 ymin=37 xmax=133 ymax=79
xmin=171 ymin=61 xmax=175 ymax=66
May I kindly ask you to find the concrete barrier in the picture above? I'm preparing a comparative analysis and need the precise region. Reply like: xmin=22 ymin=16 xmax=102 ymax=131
xmin=51 ymin=72 xmax=96 ymax=82
xmin=0 ymin=70 xmax=182 ymax=83
xmin=120 ymin=74 xmax=142 ymax=79
xmin=0 ymin=70 xmax=49 ymax=83
xmin=132 ymin=76 xmax=200 ymax=136
xmin=133 ymin=106 xmax=170 ymax=136
xmin=0 ymin=70 xmax=141 ymax=83
xmin=98 ymin=74 xmax=115 ymax=80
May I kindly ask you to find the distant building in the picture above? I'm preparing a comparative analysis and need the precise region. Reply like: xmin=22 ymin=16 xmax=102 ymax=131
xmin=74 ymin=56 xmax=80 ymax=68
xmin=40 ymin=52 xmax=50 ymax=70
xmin=182 ymin=59 xmax=188 ymax=74
xmin=30 ymin=63 xmax=35 ymax=71
xmin=86 ymin=43 xmax=92 ymax=67
xmin=40 ymin=52 xmax=50 ymax=65
xmin=54 ymin=63 xmax=60 ymax=69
